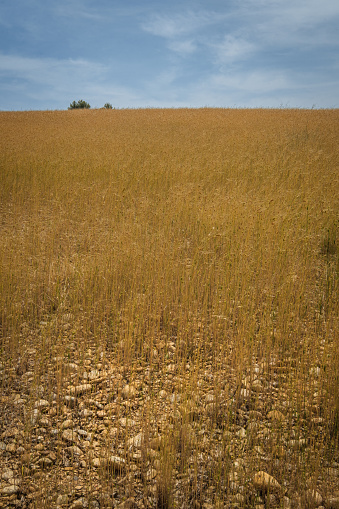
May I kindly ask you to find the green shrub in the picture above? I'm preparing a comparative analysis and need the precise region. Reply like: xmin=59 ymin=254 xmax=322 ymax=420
xmin=104 ymin=103 xmax=113 ymax=109
xmin=68 ymin=99 xmax=91 ymax=110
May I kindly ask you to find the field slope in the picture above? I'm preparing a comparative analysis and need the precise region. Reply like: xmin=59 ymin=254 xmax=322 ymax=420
xmin=0 ymin=109 xmax=338 ymax=508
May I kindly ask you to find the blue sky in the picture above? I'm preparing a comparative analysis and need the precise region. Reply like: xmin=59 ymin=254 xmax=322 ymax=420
xmin=0 ymin=0 xmax=338 ymax=110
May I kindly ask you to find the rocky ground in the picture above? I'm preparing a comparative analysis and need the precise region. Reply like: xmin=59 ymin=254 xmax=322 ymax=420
xmin=1 ymin=322 xmax=338 ymax=509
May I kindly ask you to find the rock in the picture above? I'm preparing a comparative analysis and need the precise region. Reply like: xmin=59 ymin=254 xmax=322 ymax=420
xmin=127 ymin=432 xmax=144 ymax=449
xmin=306 ymin=489 xmax=323 ymax=506
xmin=37 ymin=457 xmax=53 ymax=468
xmin=30 ymin=409 xmax=40 ymax=424
xmin=88 ymin=369 xmax=100 ymax=380
xmin=1 ymin=468 xmax=14 ymax=481
xmin=254 ymin=445 xmax=265 ymax=455
xmin=65 ymin=362 xmax=78 ymax=372
xmin=150 ymin=436 xmax=162 ymax=450
xmin=6 ymin=443 xmax=16 ymax=453
xmin=240 ymin=388 xmax=250 ymax=398
xmin=39 ymin=417 xmax=51 ymax=426
xmin=2 ymin=428 xmax=19 ymax=439
xmin=253 ymin=471 xmax=282 ymax=494
xmin=34 ymin=399 xmax=49 ymax=409
xmin=205 ymin=393 xmax=216 ymax=404
xmin=80 ymin=408 xmax=93 ymax=418
xmin=60 ymin=419 xmax=74 ymax=430
xmin=56 ymin=494 xmax=69 ymax=506
xmin=267 ymin=410 xmax=285 ymax=421
xmin=70 ymin=384 xmax=92 ymax=396
xmin=282 ymin=496 xmax=292 ymax=508
xmin=310 ymin=367 xmax=321 ymax=376
xmin=248 ymin=410 xmax=263 ymax=420
xmin=289 ymin=438 xmax=308 ymax=450
xmin=119 ymin=417 xmax=136 ymax=427
xmin=122 ymin=384 xmax=137 ymax=399
xmin=266 ymin=494 xmax=278 ymax=506
xmin=69 ymin=498 xmax=88 ymax=509
xmin=117 ymin=498 xmax=138 ymax=509
xmin=326 ymin=496 xmax=339 ymax=508
xmin=146 ymin=468 xmax=157 ymax=480
xmin=236 ymin=427 xmax=246 ymax=438
xmin=66 ymin=446 xmax=83 ymax=456
xmin=228 ymin=471 xmax=239 ymax=482
xmin=233 ymin=494 xmax=245 ymax=504
xmin=1 ymin=485 xmax=20 ymax=495
xmin=251 ymin=380 xmax=263 ymax=391
xmin=64 ymin=396 xmax=77 ymax=407
xmin=107 ymin=455 xmax=125 ymax=473
xmin=62 ymin=429 xmax=77 ymax=442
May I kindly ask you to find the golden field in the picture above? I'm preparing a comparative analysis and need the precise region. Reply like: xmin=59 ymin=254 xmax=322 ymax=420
xmin=0 ymin=108 xmax=338 ymax=509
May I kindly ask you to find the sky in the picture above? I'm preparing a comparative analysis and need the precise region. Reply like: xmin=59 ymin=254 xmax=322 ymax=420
xmin=0 ymin=0 xmax=338 ymax=110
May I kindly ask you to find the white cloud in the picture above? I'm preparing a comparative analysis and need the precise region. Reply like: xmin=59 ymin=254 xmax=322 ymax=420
xmin=168 ymin=39 xmax=196 ymax=55
xmin=242 ymin=0 xmax=339 ymax=47
xmin=209 ymin=69 xmax=290 ymax=94
xmin=212 ymin=35 xmax=256 ymax=64
xmin=0 ymin=53 xmax=139 ymax=108
xmin=141 ymin=11 xmax=219 ymax=38
xmin=0 ymin=53 xmax=107 ymax=85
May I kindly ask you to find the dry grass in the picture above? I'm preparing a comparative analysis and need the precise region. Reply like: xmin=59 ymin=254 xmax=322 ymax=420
xmin=0 ymin=108 xmax=338 ymax=508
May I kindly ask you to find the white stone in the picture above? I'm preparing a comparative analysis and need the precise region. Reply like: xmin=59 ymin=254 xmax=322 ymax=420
xmin=253 ymin=471 xmax=282 ymax=493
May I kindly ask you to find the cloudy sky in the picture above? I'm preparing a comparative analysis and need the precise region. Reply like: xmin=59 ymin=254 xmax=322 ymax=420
xmin=0 ymin=0 xmax=338 ymax=110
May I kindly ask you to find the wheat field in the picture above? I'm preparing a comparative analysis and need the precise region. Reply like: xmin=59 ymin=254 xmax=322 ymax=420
xmin=0 ymin=108 xmax=338 ymax=509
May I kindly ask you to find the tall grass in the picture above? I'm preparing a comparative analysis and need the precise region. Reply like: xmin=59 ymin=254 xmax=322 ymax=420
xmin=0 ymin=108 xmax=338 ymax=507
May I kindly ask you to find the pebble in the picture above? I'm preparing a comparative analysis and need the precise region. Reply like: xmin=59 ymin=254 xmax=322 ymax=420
xmin=127 ymin=432 xmax=144 ymax=449
xmin=251 ymin=380 xmax=263 ymax=391
xmin=64 ymin=396 xmax=77 ymax=407
xmin=327 ymin=496 xmax=339 ymax=508
xmin=283 ymin=496 xmax=292 ymax=508
xmin=119 ymin=417 xmax=136 ymax=427
xmin=236 ymin=427 xmax=246 ymax=438
xmin=205 ymin=393 xmax=216 ymax=404
xmin=253 ymin=471 xmax=282 ymax=493
xmin=56 ymin=494 xmax=69 ymax=506
xmin=240 ymin=388 xmax=250 ymax=398
xmin=80 ymin=408 xmax=93 ymax=418
xmin=37 ymin=457 xmax=54 ymax=468
xmin=60 ymin=419 xmax=74 ymax=430
xmin=146 ymin=468 xmax=157 ymax=480
xmin=5 ymin=443 xmax=16 ymax=453
xmin=107 ymin=455 xmax=126 ymax=473
xmin=34 ymin=399 xmax=50 ymax=409
xmin=66 ymin=446 xmax=83 ymax=456
xmin=88 ymin=369 xmax=100 ymax=380
xmin=30 ymin=409 xmax=40 ymax=424
xmin=306 ymin=490 xmax=323 ymax=506
xmin=62 ymin=429 xmax=77 ymax=442
xmin=122 ymin=384 xmax=137 ymax=399
xmin=1 ymin=469 xmax=14 ymax=481
xmin=69 ymin=497 xmax=88 ymax=509
xmin=70 ymin=384 xmax=92 ymax=396
xmin=267 ymin=410 xmax=285 ymax=421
